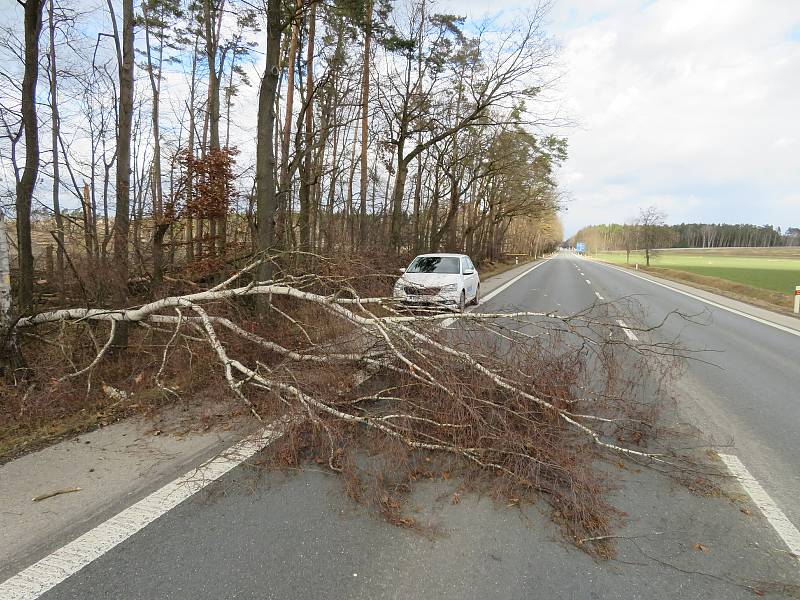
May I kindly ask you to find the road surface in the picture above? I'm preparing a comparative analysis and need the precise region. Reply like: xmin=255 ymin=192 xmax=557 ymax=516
xmin=4 ymin=252 xmax=799 ymax=599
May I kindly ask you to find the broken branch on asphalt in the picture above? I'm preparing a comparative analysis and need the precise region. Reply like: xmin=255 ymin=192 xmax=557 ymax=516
xmin=12 ymin=264 xmax=721 ymax=554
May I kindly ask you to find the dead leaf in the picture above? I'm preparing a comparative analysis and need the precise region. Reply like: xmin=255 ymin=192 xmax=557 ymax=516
xmin=692 ymin=543 xmax=710 ymax=554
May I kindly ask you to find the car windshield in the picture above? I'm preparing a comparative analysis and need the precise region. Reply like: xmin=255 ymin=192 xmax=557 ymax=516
xmin=406 ymin=256 xmax=460 ymax=274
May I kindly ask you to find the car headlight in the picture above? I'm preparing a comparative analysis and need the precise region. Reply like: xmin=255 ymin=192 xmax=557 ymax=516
xmin=440 ymin=283 xmax=457 ymax=292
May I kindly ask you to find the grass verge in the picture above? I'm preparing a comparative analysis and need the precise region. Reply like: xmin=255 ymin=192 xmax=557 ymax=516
xmin=592 ymin=249 xmax=800 ymax=315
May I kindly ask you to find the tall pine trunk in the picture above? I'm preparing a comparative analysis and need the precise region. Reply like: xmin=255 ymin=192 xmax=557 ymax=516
xmin=110 ymin=0 xmax=134 ymax=348
xmin=297 ymin=0 xmax=316 ymax=252
xmin=358 ymin=0 xmax=372 ymax=249
xmin=48 ymin=0 xmax=64 ymax=288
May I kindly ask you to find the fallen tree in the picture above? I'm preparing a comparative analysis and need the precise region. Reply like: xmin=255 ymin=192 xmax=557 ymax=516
xmin=9 ymin=257 xmax=704 ymax=555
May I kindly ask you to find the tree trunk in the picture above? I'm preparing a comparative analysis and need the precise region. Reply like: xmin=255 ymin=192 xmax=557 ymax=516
xmin=204 ymin=0 xmax=222 ymax=152
xmin=297 ymin=0 xmax=316 ymax=252
xmin=278 ymin=0 xmax=301 ymax=245
xmin=411 ymin=152 xmax=423 ymax=254
xmin=111 ymin=0 xmax=134 ymax=348
xmin=0 ymin=219 xmax=25 ymax=376
xmin=358 ymin=0 xmax=372 ymax=249
xmin=144 ymin=4 xmax=165 ymax=286
xmin=48 ymin=0 xmax=64 ymax=288
xmin=389 ymin=153 xmax=409 ymax=252
xmin=16 ymin=0 xmax=44 ymax=312
xmin=254 ymin=0 xmax=282 ymax=300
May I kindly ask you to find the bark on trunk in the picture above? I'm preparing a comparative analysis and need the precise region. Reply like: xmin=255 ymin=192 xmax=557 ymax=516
xmin=297 ymin=0 xmax=316 ymax=252
xmin=254 ymin=0 xmax=282 ymax=301
xmin=357 ymin=0 xmax=372 ymax=249
xmin=111 ymin=0 xmax=134 ymax=348
xmin=48 ymin=0 xmax=64 ymax=288
xmin=15 ymin=0 xmax=45 ymax=312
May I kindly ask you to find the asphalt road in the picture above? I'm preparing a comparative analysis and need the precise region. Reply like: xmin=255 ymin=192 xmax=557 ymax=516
xmin=15 ymin=253 xmax=800 ymax=599
xmin=571 ymin=253 xmax=800 ymax=527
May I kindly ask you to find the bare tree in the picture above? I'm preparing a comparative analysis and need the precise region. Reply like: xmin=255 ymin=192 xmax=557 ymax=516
xmin=635 ymin=206 xmax=667 ymax=267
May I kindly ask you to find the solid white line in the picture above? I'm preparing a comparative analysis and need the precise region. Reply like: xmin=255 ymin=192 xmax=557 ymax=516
xmin=592 ymin=261 xmax=800 ymax=339
xmin=718 ymin=454 xmax=800 ymax=560
xmin=595 ymin=291 xmax=605 ymax=301
xmin=616 ymin=319 xmax=639 ymax=341
xmin=585 ymin=279 xmax=591 ymax=285
xmin=480 ymin=258 xmax=549 ymax=305
xmin=0 ymin=425 xmax=285 ymax=599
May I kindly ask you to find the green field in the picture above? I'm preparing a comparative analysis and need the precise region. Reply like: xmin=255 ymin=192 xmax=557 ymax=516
xmin=592 ymin=248 xmax=800 ymax=310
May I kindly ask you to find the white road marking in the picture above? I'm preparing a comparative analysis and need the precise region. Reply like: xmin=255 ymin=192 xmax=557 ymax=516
xmin=593 ymin=261 xmax=800 ymax=339
xmin=616 ymin=319 xmax=639 ymax=341
xmin=595 ymin=292 xmax=605 ymax=301
xmin=0 ymin=425 xmax=286 ymax=600
xmin=718 ymin=454 xmax=800 ymax=560
xmin=585 ymin=279 xmax=591 ymax=285
xmin=480 ymin=259 xmax=549 ymax=305
xmin=440 ymin=259 xmax=550 ymax=328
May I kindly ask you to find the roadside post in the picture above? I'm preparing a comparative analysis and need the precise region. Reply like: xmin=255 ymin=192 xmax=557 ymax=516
xmin=794 ymin=286 xmax=800 ymax=314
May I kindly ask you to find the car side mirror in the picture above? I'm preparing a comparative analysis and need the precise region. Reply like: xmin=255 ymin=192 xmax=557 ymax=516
xmin=463 ymin=269 xmax=474 ymax=275
xmin=398 ymin=268 xmax=406 ymax=274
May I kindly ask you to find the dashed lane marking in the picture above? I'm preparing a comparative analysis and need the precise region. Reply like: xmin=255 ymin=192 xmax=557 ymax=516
xmin=595 ymin=291 xmax=605 ymax=301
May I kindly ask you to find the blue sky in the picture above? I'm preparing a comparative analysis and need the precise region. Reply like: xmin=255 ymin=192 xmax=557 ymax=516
xmin=445 ymin=0 xmax=800 ymax=236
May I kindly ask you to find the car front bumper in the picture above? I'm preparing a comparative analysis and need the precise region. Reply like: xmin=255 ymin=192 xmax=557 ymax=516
xmin=393 ymin=289 xmax=460 ymax=306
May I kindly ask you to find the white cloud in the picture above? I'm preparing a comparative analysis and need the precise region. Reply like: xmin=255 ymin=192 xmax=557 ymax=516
xmin=444 ymin=0 xmax=800 ymax=236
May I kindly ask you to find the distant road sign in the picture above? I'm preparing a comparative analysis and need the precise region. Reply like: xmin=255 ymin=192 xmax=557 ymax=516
xmin=576 ymin=242 xmax=586 ymax=253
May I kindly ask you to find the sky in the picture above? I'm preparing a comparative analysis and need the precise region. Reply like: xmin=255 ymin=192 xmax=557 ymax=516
xmin=442 ymin=0 xmax=800 ymax=236
xmin=2 ymin=0 xmax=799 ymax=239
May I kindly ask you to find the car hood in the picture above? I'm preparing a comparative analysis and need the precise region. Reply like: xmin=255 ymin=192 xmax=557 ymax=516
xmin=398 ymin=273 xmax=460 ymax=288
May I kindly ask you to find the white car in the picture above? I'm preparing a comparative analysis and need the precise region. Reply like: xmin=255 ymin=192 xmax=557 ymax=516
xmin=393 ymin=253 xmax=480 ymax=311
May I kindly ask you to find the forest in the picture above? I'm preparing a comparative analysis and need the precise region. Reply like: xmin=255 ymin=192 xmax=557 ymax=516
xmin=570 ymin=222 xmax=799 ymax=254
xmin=1 ymin=0 xmax=565 ymax=317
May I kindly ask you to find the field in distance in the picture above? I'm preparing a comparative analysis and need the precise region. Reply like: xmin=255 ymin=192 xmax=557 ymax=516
xmin=591 ymin=246 xmax=800 ymax=314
